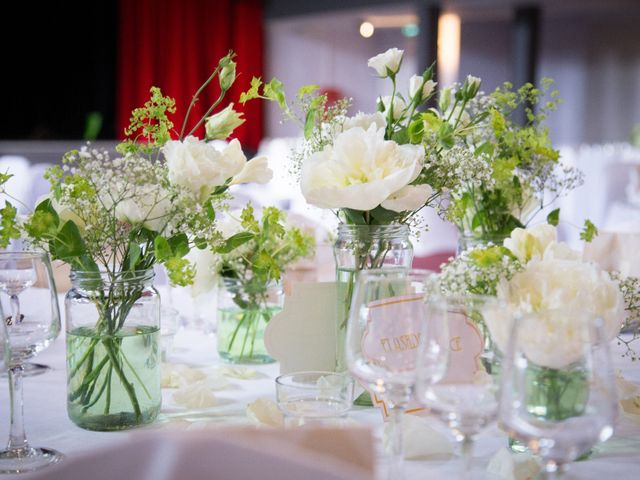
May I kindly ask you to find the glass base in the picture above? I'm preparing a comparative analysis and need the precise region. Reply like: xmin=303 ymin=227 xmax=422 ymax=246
xmin=0 ymin=446 xmax=64 ymax=474
xmin=1 ymin=363 xmax=50 ymax=378
xmin=218 ymin=352 xmax=275 ymax=364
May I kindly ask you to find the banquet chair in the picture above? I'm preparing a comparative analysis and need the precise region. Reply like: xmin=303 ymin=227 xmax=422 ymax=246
xmin=19 ymin=427 xmax=375 ymax=480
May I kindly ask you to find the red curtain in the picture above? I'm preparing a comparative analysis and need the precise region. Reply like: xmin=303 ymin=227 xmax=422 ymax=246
xmin=117 ymin=0 xmax=264 ymax=151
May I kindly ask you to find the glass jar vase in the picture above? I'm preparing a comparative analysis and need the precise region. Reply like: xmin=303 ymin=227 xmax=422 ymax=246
xmin=333 ymin=224 xmax=413 ymax=373
xmin=65 ymin=269 xmax=161 ymax=431
xmin=217 ymin=278 xmax=283 ymax=364
xmin=457 ymin=230 xmax=510 ymax=254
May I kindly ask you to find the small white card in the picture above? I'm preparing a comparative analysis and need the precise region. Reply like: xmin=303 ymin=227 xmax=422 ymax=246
xmin=264 ymin=282 xmax=338 ymax=374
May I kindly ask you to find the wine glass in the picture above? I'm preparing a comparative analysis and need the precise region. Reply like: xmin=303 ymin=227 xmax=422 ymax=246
xmin=346 ymin=268 xmax=432 ymax=479
xmin=1 ymin=241 xmax=53 ymax=377
xmin=0 ymin=251 xmax=63 ymax=473
xmin=498 ymin=311 xmax=618 ymax=478
xmin=414 ymin=294 xmax=501 ymax=476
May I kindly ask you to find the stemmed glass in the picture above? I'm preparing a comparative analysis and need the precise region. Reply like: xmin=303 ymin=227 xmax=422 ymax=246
xmin=346 ymin=268 xmax=431 ymax=479
xmin=0 ymin=252 xmax=63 ymax=473
xmin=414 ymin=294 xmax=501 ymax=476
xmin=498 ymin=311 xmax=618 ymax=478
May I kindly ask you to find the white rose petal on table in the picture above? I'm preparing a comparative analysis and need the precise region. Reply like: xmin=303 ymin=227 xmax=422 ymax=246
xmin=486 ymin=447 xmax=541 ymax=480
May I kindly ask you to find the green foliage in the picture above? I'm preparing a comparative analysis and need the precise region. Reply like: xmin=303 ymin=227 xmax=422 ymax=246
xmin=580 ymin=219 xmax=598 ymax=242
xmin=547 ymin=208 xmax=560 ymax=226
xmin=217 ymin=205 xmax=315 ymax=308
xmin=117 ymin=87 xmax=176 ymax=155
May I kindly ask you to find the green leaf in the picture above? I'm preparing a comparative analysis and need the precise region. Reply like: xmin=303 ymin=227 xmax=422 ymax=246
xmin=580 ymin=219 xmax=598 ymax=242
xmin=297 ymin=84 xmax=320 ymax=99
xmin=343 ymin=209 xmax=366 ymax=225
xmin=50 ymin=221 xmax=86 ymax=261
xmin=168 ymin=233 xmax=189 ymax=258
xmin=303 ymin=109 xmax=316 ymax=140
xmin=547 ymin=208 xmax=560 ymax=226
xmin=205 ymin=200 xmax=216 ymax=221
xmin=125 ymin=242 xmax=142 ymax=271
xmin=217 ymin=232 xmax=254 ymax=254
xmin=239 ymin=76 xmax=263 ymax=105
xmin=474 ymin=142 xmax=495 ymax=157
xmin=438 ymin=122 xmax=454 ymax=149
xmin=369 ymin=206 xmax=400 ymax=223
xmin=154 ymin=236 xmax=172 ymax=262
xmin=194 ymin=237 xmax=208 ymax=249
xmin=264 ymin=78 xmax=286 ymax=110
xmin=408 ymin=119 xmax=424 ymax=144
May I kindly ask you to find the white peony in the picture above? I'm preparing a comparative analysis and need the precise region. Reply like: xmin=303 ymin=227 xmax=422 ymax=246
xmin=503 ymin=224 xmax=557 ymax=263
xmin=163 ymin=136 xmax=246 ymax=201
xmin=381 ymin=184 xmax=433 ymax=212
xmin=300 ymin=124 xmax=424 ymax=211
xmin=367 ymin=48 xmax=404 ymax=77
xmin=380 ymin=95 xmax=407 ymax=120
xmin=342 ymin=112 xmax=386 ymax=132
xmin=486 ymin=255 xmax=624 ymax=369
xmin=409 ymin=75 xmax=437 ymax=102
xmin=115 ymin=187 xmax=172 ymax=233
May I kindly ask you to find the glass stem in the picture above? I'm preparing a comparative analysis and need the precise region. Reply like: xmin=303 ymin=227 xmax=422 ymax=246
xmin=460 ymin=435 xmax=474 ymax=474
xmin=7 ymin=365 xmax=28 ymax=451
xmin=10 ymin=294 xmax=20 ymax=324
xmin=388 ymin=405 xmax=405 ymax=480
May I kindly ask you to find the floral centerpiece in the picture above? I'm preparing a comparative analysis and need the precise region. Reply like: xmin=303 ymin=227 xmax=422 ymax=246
xmin=438 ymin=223 xmax=636 ymax=450
xmin=0 ymin=52 xmax=272 ymax=430
xmin=241 ymin=47 xmax=490 ymax=372
xmin=439 ymin=79 xmax=592 ymax=250
xmin=213 ymin=205 xmax=315 ymax=363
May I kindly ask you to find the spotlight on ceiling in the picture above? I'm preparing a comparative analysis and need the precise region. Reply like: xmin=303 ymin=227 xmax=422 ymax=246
xmin=401 ymin=23 xmax=420 ymax=37
xmin=359 ymin=21 xmax=375 ymax=38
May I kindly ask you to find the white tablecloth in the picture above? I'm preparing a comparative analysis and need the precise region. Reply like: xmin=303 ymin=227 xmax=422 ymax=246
xmin=1 ymin=322 xmax=640 ymax=479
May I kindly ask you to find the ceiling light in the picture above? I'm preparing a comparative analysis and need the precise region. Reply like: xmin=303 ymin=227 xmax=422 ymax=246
xmin=360 ymin=21 xmax=375 ymax=38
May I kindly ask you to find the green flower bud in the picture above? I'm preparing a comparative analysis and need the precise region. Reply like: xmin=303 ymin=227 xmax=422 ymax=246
xmin=205 ymin=103 xmax=245 ymax=140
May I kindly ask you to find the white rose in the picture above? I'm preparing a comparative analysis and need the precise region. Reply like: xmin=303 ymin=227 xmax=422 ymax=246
xmin=487 ymin=258 xmax=623 ymax=369
xmin=367 ymin=48 xmax=404 ymax=77
xmin=409 ymin=75 xmax=437 ymax=102
xmin=380 ymin=95 xmax=407 ymax=120
xmin=163 ymin=136 xmax=245 ymax=201
xmin=342 ymin=112 xmax=386 ymax=132
xmin=503 ymin=224 xmax=557 ymax=263
xmin=115 ymin=187 xmax=172 ymax=233
xmin=230 ymin=156 xmax=273 ymax=185
xmin=381 ymin=184 xmax=432 ymax=212
xmin=300 ymin=124 xmax=424 ymax=211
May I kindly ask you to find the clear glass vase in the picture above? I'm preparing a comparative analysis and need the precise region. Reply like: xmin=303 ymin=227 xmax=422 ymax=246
xmin=508 ymin=363 xmax=589 ymax=454
xmin=333 ymin=224 xmax=413 ymax=375
xmin=65 ymin=269 xmax=161 ymax=431
xmin=217 ymin=278 xmax=282 ymax=364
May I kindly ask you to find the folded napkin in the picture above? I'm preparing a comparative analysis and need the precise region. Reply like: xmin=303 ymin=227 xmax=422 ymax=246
xmin=486 ymin=448 xmax=540 ymax=480
xmin=246 ymin=398 xmax=285 ymax=427
xmin=383 ymin=414 xmax=453 ymax=460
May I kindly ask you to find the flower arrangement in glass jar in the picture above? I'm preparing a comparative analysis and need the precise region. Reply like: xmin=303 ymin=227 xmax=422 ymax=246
xmin=213 ymin=205 xmax=315 ymax=363
xmin=0 ymin=52 xmax=273 ymax=430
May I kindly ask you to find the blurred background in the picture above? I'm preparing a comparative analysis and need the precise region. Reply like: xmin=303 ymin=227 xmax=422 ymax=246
xmin=1 ymin=0 xmax=640 ymax=262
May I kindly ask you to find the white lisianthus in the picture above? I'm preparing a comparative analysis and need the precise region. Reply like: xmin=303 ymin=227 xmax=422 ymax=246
xmin=115 ymin=188 xmax=172 ymax=233
xmin=464 ymin=75 xmax=481 ymax=97
xmin=380 ymin=95 xmax=407 ymax=120
xmin=187 ymin=247 xmax=219 ymax=297
xmin=205 ymin=103 xmax=245 ymax=140
xmin=219 ymin=59 xmax=237 ymax=91
xmin=409 ymin=75 xmax=437 ymax=102
xmin=37 ymin=194 xmax=85 ymax=231
xmin=163 ymin=136 xmax=245 ymax=201
xmin=230 ymin=156 xmax=273 ymax=185
xmin=300 ymin=124 xmax=424 ymax=211
xmin=486 ymin=256 xmax=624 ymax=369
xmin=367 ymin=48 xmax=404 ymax=77
xmin=381 ymin=184 xmax=433 ymax=212
xmin=503 ymin=224 xmax=557 ymax=263
xmin=342 ymin=112 xmax=387 ymax=132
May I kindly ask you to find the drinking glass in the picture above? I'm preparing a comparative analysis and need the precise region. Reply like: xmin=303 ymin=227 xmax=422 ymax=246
xmin=0 ymin=251 xmax=63 ymax=473
xmin=275 ymin=371 xmax=354 ymax=427
xmin=346 ymin=268 xmax=431 ymax=479
xmin=414 ymin=294 xmax=501 ymax=476
xmin=498 ymin=311 xmax=618 ymax=478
